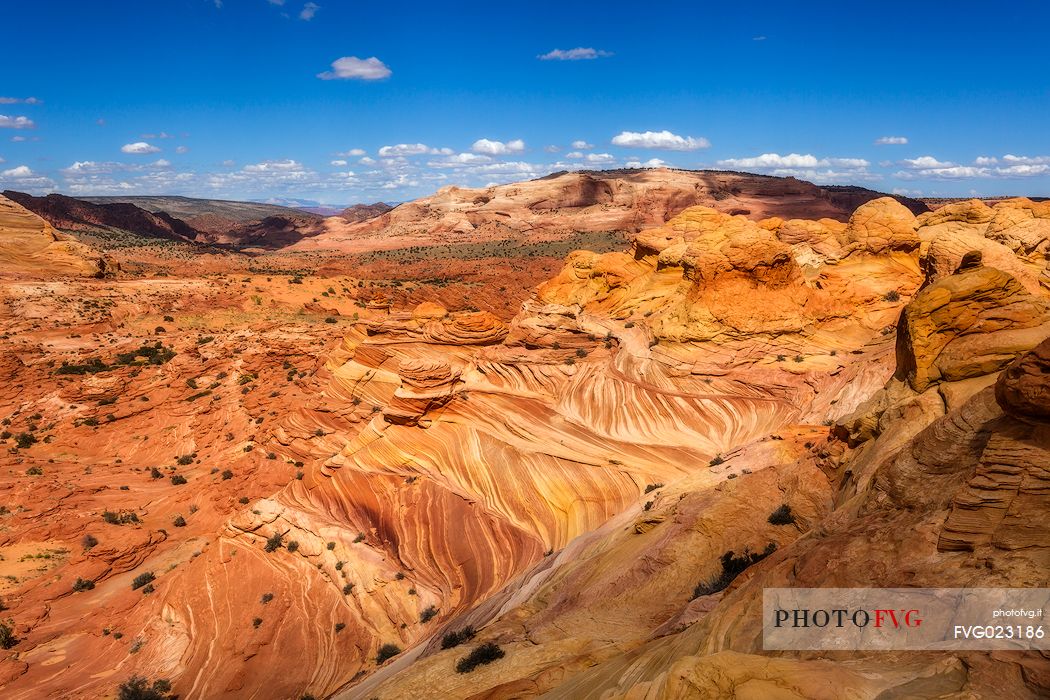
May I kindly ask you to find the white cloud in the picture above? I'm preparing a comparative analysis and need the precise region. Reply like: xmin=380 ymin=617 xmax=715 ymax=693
xmin=153 ymin=159 xmax=171 ymax=167
xmin=317 ymin=56 xmax=391 ymax=81
xmin=544 ymin=145 xmax=561 ymax=153
xmin=359 ymin=156 xmax=376 ymax=165
xmin=378 ymin=143 xmax=451 ymax=157
xmin=471 ymin=138 xmax=525 ymax=155
xmin=330 ymin=159 xmax=348 ymax=166
xmin=974 ymin=156 xmax=998 ymax=165
xmin=752 ymin=35 xmax=767 ymax=41
xmin=900 ymin=155 xmax=954 ymax=169
xmin=11 ymin=135 xmax=27 ymax=142
xmin=175 ymin=145 xmax=189 ymax=154
xmin=428 ymin=152 xmax=492 ymax=167
xmin=0 ymin=115 xmax=35 ymax=129
xmin=716 ymin=153 xmax=875 ymax=183
xmin=300 ymin=2 xmax=319 ymax=20
xmin=571 ymin=140 xmax=594 ymax=150
xmin=538 ymin=47 xmax=613 ymax=61
xmin=611 ymin=130 xmax=710 ymax=151
xmin=875 ymin=136 xmax=908 ymax=145
xmin=1001 ymin=154 xmax=1050 ymax=165
xmin=141 ymin=131 xmax=174 ymax=139
xmin=0 ymin=97 xmax=41 ymax=105
xmin=582 ymin=152 xmax=615 ymax=164
xmin=336 ymin=148 xmax=366 ymax=157
xmin=625 ymin=158 xmax=668 ymax=168
xmin=242 ymin=159 xmax=304 ymax=173
xmin=121 ymin=141 xmax=161 ymax=154
xmin=0 ymin=164 xmax=55 ymax=191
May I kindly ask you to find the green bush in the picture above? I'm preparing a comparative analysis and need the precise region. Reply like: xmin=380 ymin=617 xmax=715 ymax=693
xmin=455 ymin=642 xmax=505 ymax=673
xmin=0 ymin=621 xmax=18 ymax=649
xmin=691 ymin=543 xmax=777 ymax=599
xmin=131 ymin=571 xmax=155 ymax=590
xmin=441 ymin=625 xmax=476 ymax=649
xmin=73 ymin=577 xmax=95 ymax=592
xmin=375 ymin=642 xmax=401 ymax=664
xmin=768 ymin=504 xmax=795 ymax=525
xmin=116 ymin=675 xmax=174 ymax=700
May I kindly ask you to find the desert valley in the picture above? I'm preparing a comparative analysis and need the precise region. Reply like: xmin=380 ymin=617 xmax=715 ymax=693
xmin=3 ymin=2 xmax=1050 ymax=697
xmin=0 ymin=167 xmax=1048 ymax=699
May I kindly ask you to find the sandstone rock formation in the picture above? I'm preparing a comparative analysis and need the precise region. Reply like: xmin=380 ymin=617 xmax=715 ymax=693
xmin=0 ymin=187 xmax=1047 ymax=700
xmin=293 ymin=169 xmax=928 ymax=253
xmin=0 ymin=194 xmax=114 ymax=277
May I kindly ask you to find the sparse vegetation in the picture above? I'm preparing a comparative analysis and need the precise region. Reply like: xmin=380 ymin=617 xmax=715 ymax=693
xmin=768 ymin=504 xmax=796 ymax=525
xmin=644 ymin=483 xmax=663 ymax=494
xmin=73 ymin=577 xmax=96 ymax=592
xmin=441 ymin=625 xmax=476 ymax=649
xmin=131 ymin=571 xmax=155 ymax=590
xmin=420 ymin=605 xmax=439 ymax=623
xmin=883 ymin=289 xmax=901 ymax=302
xmin=376 ymin=642 xmax=401 ymax=664
xmin=103 ymin=510 xmax=139 ymax=525
xmin=264 ymin=533 xmax=284 ymax=552
xmin=170 ymin=474 xmax=187 ymax=485
xmin=455 ymin=642 xmax=505 ymax=673
xmin=261 ymin=592 xmax=274 ymax=604
xmin=1 ymin=621 xmax=20 ymax=649
xmin=82 ymin=534 xmax=99 ymax=549
xmin=116 ymin=675 xmax=174 ymax=700
xmin=691 ymin=543 xmax=777 ymax=599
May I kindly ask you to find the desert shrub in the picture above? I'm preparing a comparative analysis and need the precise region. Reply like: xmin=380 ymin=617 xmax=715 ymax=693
xmin=691 ymin=543 xmax=777 ymax=599
xmin=25 ymin=466 xmax=42 ymax=476
xmin=261 ymin=592 xmax=274 ymax=604
xmin=82 ymin=534 xmax=99 ymax=549
xmin=324 ymin=317 xmax=337 ymax=324
xmin=643 ymin=500 xmax=654 ymax=511
xmin=334 ymin=622 xmax=345 ymax=633
xmin=286 ymin=541 xmax=299 ymax=553
xmin=353 ymin=532 xmax=365 ymax=543
xmin=15 ymin=433 xmax=37 ymax=449
xmin=709 ymin=455 xmax=724 ymax=466
xmin=170 ymin=474 xmax=187 ymax=485
xmin=455 ymin=642 xmax=505 ymax=673
xmin=375 ymin=643 xmax=401 ymax=664
xmin=420 ymin=605 xmax=439 ymax=623
xmin=342 ymin=583 xmax=354 ymax=595
xmin=103 ymin=510 xmax=139 ymax=525
xmin=116 ymin=675 xmax=174 ymax=700
xmin=264 ymin=533 xmax=284 ymax=552
xmin=142 ymin=583 xmax=155 ymax=595
xmin=883 ymin=289 xmax=901 ymax=302
xmin=252 ymin=617 xmax=262 ymax=628
xmin=221 ymin=470 xmax=233 ymax=480
xmin=150 ymin=467 xmax=163 ymax=479
xmin=0 ymin=621 xmax=18 ymax=649
xmin=173 ymin=515 xmax=186 ymax=527
xmin=238 ymin=497 xmax=250 ymax=504
xmin=441 ymin=625 xmax=476 ymax=649
xmin=768 ymin=504 xmax=795 ymax=525
xmin=326 ymin=541 xmax=336 ymax=550
xmin=175 ymin=455 xmax=194 ymax=466
xmin=131 ymin=572 xmax=155 ymax=590
xmin=643 ymin=483 xmax=663 ymax=494
xmin=73 ymin=577 xmax=96 ymax=592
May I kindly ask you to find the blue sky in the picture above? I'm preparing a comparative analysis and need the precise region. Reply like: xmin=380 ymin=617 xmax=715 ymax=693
xmin=2 ymin=0 xmax=1048 ymax=204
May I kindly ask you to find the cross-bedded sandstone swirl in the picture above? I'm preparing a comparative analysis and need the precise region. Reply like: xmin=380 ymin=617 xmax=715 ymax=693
xmin=0 ymin=195 xmax=115 ymax=278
